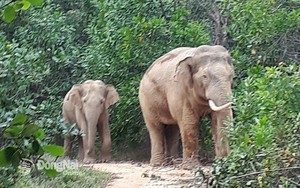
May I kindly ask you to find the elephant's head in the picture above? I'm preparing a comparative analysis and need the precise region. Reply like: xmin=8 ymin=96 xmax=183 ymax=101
xmin=174 ymin=45 xmax=234 ymax=111
xmin=66 ymin=80 xmax=119 ymax=118
xmin=80 ymin=80 xmax=119 ymax=113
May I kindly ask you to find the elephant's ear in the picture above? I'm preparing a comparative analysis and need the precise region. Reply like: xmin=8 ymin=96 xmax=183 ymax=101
xmin=68 ymin=85 xmax=83 ymax=109
xmin=173 ymin=48 xmax=197 ymax=87
xmin=105 ymin=85 xmax=119 ymax=108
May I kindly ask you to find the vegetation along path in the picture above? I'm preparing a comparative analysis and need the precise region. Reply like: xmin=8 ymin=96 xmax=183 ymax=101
xmin=85 ymin=162 xmax=212 ymax=188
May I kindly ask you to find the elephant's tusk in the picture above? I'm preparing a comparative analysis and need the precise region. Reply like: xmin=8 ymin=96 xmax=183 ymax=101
xmin=209 ymin=100 xmax=232 ymax=111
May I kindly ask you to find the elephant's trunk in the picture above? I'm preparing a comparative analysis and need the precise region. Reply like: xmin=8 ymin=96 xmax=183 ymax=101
xmin=209 ymin=100 xmax=232 ymax=111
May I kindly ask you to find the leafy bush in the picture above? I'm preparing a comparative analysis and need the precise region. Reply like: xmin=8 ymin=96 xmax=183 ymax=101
xmin=0 ymin=0 xmax=94 ymax=145
xmin=0 ymin=0 xmax=42 ymax=23
xmin=220 ymin=0 xmax=300 ymax=67
xmin=16 ymin=168 xmax=111 ymax=188
xmin=0 ymin=166 xmax=18 ymax=187
xmin=212 ymin=65 xmax=300 ymax=187
xmin=0 ymin=113 xmax=65 ymax=181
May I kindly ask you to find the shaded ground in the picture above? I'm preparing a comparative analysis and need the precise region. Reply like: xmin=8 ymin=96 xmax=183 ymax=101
xmin=85 ymin=162 xmax=212 ymax=188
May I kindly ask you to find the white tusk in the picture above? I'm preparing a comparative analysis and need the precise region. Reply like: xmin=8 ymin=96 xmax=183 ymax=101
xmin=209 ymin=100 xmax=232 ymax=111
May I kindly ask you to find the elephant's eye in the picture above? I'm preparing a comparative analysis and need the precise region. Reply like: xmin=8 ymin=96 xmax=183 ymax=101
xmin=202 ymin=75 xmax=208 ymax=79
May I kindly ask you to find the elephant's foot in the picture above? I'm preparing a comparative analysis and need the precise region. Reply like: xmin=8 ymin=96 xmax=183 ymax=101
xmin=83 ymin=157 xmax=96 ymax=164
xmin=99 ymin=154 xmax=111 ymax=163
xmin=77 ymin=154 xmax=84 ymax=162
xmin=150 ymin=161 xmax=163 ymax=167
xmin=180 ymin=158 xmax=200 ymax=170
xmin=97 ymin=159 xmax=110 ymax=163
xmin=150 ymin=155 xmax=164 ymax=167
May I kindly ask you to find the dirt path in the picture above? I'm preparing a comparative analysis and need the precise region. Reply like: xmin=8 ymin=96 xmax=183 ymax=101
xmin=89 ymin=162 xmax=212 ymax=188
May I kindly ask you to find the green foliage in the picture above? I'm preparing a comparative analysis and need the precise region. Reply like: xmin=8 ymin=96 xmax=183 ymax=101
xmin=0 ymin=113 xmax=64 ymax=183
xmin=0 ymin=0 xmax=43 ymax=23
xmin=15 ymin=168 xmax=111 ymax=188
xmin=0 ymin=166 xmax=19 ymax=187
xmin=42 ymin=145 xmax=64 ymax=157
xmin=220 ymin=0 xmax=300 ymax=78
xmin=0 ymin=0 xmax=95 ymax=145
xmin=212 ymin=65 xmax=300 ymax=187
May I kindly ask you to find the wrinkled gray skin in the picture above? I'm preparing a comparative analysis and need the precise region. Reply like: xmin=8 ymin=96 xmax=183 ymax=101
xmin=62 ymin=80 xmax=119 ymax=163
xmin=139 ymin=45 xmax=234 ymax=168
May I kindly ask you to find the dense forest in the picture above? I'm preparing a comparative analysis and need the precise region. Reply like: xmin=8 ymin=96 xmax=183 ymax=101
xmin=0 ymin=0 xmax=299 ymax=187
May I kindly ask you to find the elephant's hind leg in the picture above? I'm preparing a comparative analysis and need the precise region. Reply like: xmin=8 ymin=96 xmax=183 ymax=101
xmin=147 ymin=122 xmax=165 ymax=167
xmin=165 ymin=125 xmax=180 ymax=159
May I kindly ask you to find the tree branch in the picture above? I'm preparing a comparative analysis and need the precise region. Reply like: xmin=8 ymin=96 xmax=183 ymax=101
xmin=211 ymin=3 xmax=223 ymax=45
xmin=284 ymin=177 xmax=300 ymax=187
xmin=173 ymin=0 xmax=177 ymax=12
xmin=159 ymin=0 xmax=167 ymax=20
xmin=0 ymin=0 xmax=17 ymax=9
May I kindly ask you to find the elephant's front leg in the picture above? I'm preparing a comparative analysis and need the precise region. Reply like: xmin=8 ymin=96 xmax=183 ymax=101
xmin=179 ymin=108 xmax=199 ymax=169
xmin=179 ymin=123 xmax=199 ymax=159
xmin=74 ymin=108 xmax=89 ymax=162
xmin=98 ymin=114 xmax=111 ymax=162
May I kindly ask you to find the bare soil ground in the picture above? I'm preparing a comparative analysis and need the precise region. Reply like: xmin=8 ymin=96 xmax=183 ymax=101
xmin=85 ymin=162 xmax=212 ymax=188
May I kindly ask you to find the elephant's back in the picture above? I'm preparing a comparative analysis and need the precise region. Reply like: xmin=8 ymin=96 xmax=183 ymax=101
xmin=139 ymin=47 xmax=194 ymax=99
xmin=142 ymin=47 xmax=192 ymax=82
xmin=139 ymin=47 xmax=191 ymax=115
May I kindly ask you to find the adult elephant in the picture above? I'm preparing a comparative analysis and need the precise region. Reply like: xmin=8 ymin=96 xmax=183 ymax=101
xmin=139 ymin=45 xmax=234 ymax=168
xmin=62 ymin=80 xmax=119 ymax=163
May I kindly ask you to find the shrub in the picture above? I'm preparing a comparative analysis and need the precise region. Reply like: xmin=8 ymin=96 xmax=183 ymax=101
xmin=220 ymin=0 xmax=300 ymax=67
xmin=16 ymin=168 xmax=111 ymax=188
xmin=0 ymin=0 xmax=94 ymax=145
xmin=0 ymin=114 xmax=65 ymax=182
xmin=212 ymin=65 xmax=300 ymax=187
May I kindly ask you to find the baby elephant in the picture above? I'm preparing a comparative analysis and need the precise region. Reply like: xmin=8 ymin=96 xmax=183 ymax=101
xmin=62 ymin=80 xmax=119 ymax=163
